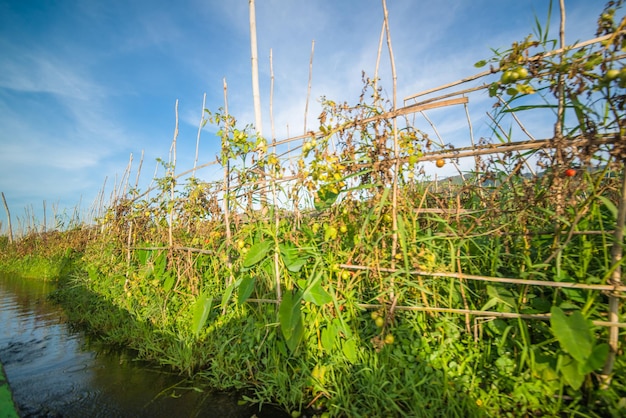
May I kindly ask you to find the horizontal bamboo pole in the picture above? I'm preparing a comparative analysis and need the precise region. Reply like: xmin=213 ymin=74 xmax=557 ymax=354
xmin=130 ymin=246 xmax=215 ymax=255
xmin=403 ymin=32 xmax=620 ymax=103
xmin=240 ymin=298 xmax=625 ymax=329
xmin=356 ymin=303 xmax=626 ymax=328
xmin=216 ymin=134 xmax=617 ymax=194
xmin=339 ymin=264 xmax=626 ymax=293
xmin=272 ymin=97 xmax=468 ymax=148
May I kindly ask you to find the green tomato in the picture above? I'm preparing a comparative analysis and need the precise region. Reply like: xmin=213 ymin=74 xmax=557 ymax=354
xmin=619 ymin=68 xmax=626 ymax=81
xmin=324 ymin=225 xmax=338 ymax=241
xmin=384 ymin=334 xmax=395 ymax=344
xmin=375 ymin=316 xmax=385 ymax=327
xmin=514 ymin=67 xmax=528 ymax=79
xmin=500 ymin=70 xmax=514 ymax=84
xmin=605 ymin=69 xmax=620 ymax=81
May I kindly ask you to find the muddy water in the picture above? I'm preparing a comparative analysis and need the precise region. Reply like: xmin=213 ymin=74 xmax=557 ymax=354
xmin=0 ymin=273 xmax=285 ymax=418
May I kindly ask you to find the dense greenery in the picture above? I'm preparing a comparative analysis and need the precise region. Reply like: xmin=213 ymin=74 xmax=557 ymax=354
xmin=2 ymin=2 xmax=625 ymax=417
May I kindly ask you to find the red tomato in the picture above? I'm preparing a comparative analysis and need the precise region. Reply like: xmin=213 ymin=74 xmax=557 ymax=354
xmin=564 ymin=168 xmax=576 ymax=177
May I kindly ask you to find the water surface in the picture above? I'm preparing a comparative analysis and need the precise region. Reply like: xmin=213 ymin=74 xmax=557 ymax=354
xmin=0 ymin=273 xmax=284 ymax=417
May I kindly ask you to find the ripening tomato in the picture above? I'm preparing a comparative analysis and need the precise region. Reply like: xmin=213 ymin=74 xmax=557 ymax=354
xmin=565 ymin=168 xmax=576 ymax=177
xmin=436 ymin=159 xmax=445 ymax=168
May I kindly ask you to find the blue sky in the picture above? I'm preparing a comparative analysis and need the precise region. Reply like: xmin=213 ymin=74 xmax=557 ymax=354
xmin=0 ymin=0 xmax=607 ymax=233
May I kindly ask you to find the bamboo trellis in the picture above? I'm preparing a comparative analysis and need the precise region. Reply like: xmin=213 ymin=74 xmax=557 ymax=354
xmin=91 ymin=23 xmax=626 ymax=386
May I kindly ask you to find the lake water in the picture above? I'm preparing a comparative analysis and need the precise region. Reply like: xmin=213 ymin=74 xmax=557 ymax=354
xmin=0 ymin=273 xmax=286 ymax=417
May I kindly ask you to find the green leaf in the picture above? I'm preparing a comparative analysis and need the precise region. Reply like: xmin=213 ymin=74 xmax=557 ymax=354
xmin=314 ymin=189 xmax=339 ymax=211
xmin=321 ymin=325 xmax=336 ymax=352
xmin=280 ymin=244 xmax=308 ymax=273
xmin=279 ymin=290 xmax=304 ymax=352
xmin=163 ymin=273 xmax=175 ymax=292
xmin=237 ymin=276 xmax=256 ymax=305
xmin=474 ymin=59 xmax=487 ymax=68
xmin=598 ymin=196 xmax=618 ymax=220
xmin=243 ymin=241 xmax=272 ymax=267
xmin=136 ymin=249 xmax=149 ymax=265
xmin=560 ymin=355 xmax=585 ymax=390
xmin=342 ymin=338 xmax=358 ymax=363
xmin=191 ymin=292 xmax=213 ymax=337
xmin=580 ymin=343 xmax=609 ymax=374
xmin=221 ymin=279 xmax=237 ymax=308
xmin=302 ymin=281 xmax=332 ymax=306
xmin=550 ymin=307 xmax=593 ymax=364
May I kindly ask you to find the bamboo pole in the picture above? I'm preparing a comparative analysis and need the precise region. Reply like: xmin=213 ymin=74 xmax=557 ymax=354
xmin=249 ymin=0 xmax=266 ymax=207
xmin=381 ymin=0 xmax=399 ymax=298
xmin=249 ymin=0 xmax=262 ymax=136
xmin=304 ymin=40 xmax=314 ymax=134
xmin=1 ymin=192 xmax=13 ymax=244
xmin=223 ymin=78 xmax=234 ymax=287
xmin=338 ymin=264 xmax=626 ymax=292
xmin=403 ymin=33 xmax=620 ymax=103
xmin=601 ymin=167 xmax=626 ymax=385
xmin=355 ymin=303 xmax=626 ymax=329
xmin=193 ymin=93 xmax=207 ymax=178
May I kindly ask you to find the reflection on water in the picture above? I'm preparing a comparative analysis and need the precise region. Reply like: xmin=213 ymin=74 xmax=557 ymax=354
xmin=0 ymin=273 xmax=285 ymax=418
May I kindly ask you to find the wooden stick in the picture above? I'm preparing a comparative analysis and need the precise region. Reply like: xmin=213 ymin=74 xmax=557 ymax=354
xmin=304 ymin=40 xmax=314 ymax=134
xmin=338 ymin=263 xmax=626 ymax=292
xmin=1 ymin=192 xmax=13 ymax=244
xmin=403 ymin=33 xmax=620 ymax=103
xmin=601 ymin=164 xmax=626 ymax=384
xmin=193 ymin=93 xmax=207 ymax=178
xmin=356 ymin=303 xmax=626 ymax=328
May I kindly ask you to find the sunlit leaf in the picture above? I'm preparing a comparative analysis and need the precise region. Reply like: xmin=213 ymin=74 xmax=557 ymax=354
xmin=243 ymin=241 xmax=272 ymax=267
xmin=302 ymin=281 xmax=332 ymax=306
xmin=191 ymin=292 xmax=213 ymax=337
xmin=474 ymin=59 xmax=487 ymax=68
xmin=342 ymin=338 xmax=358 ymax=363
xmin=580 ymin=343 xmax=609 ymax=374
xmin=237 ymin=276 xmax=255 ymax=305
xmin=321 ymin=325 xmax=336 ymax=352
xmin=163 ymin=273 xmax=174 ymax=292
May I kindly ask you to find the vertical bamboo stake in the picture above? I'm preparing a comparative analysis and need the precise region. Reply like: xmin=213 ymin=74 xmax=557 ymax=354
xmin=601 ymin=169 xmax=626 ymax=386
xmin=268 ymin=48 xmax=282 ymax=303
xmin=168 ymin=100 xmax=179 ymax=249
xmin=134 ymin=150 xmax=144 ymax=194
xmin=381 ymin=0 xmax=399 ymax=284
xmin=42 ymin=200 xmax=46 ymax=232
xmin=1 ymin=192 xmax=13 ymax=244
xmin=373 ymin=20 xmax=385 ymax=101
xmin=249 ymin=0 xmax=263 ymax=136
xmin=304 ymin=40 xmax=315 ymax=134
xmin=249 ymin=0 xmax=266 ymax=206
xmin=193 ymin=93 xmax=207 ymax=178
xmin=270 ymin=49 xmax=275 ymax=143
xmin=223 ymin=79 xmax=234 ymax=287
